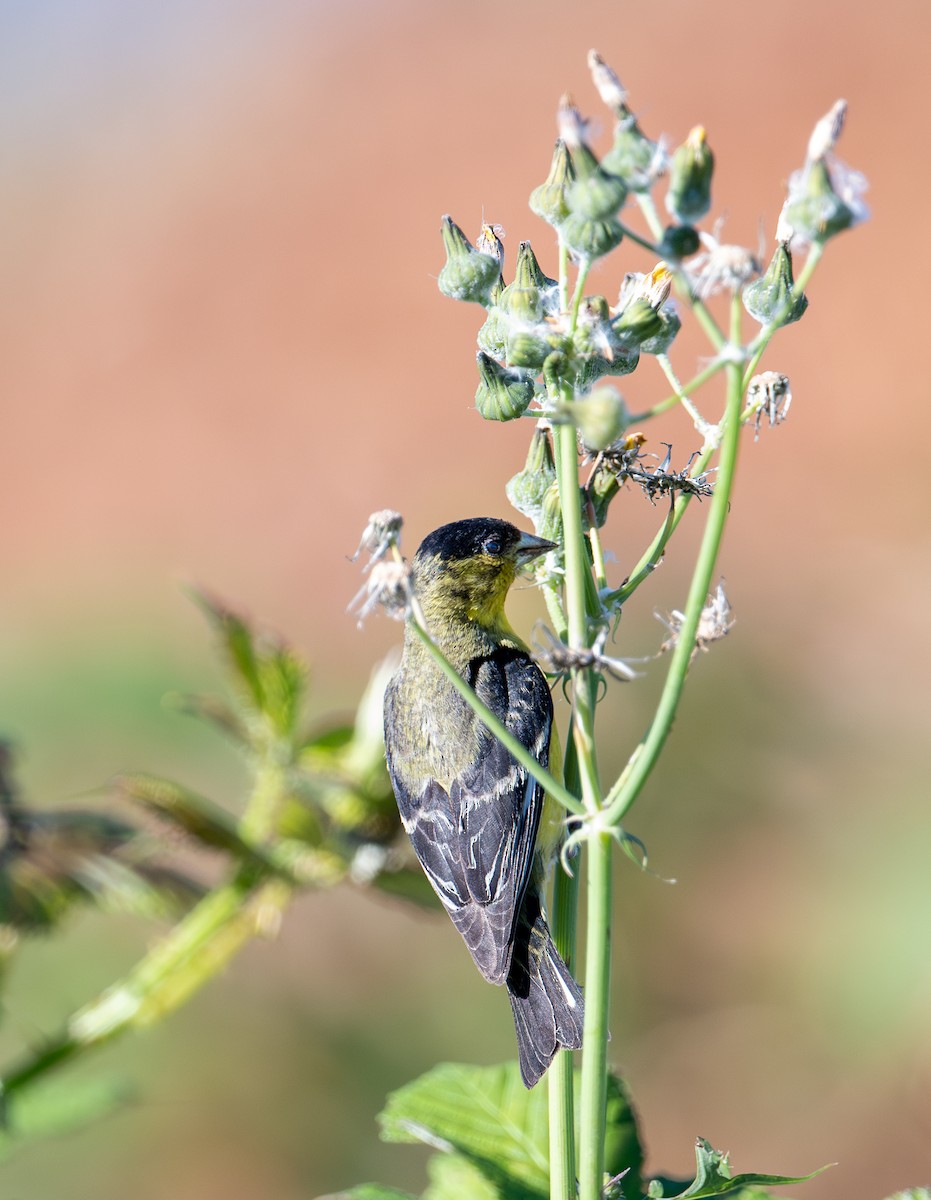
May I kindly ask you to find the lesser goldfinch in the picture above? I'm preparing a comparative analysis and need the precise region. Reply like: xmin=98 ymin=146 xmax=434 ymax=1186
xmin=383 ymin=517 xmax=584 ymax=1087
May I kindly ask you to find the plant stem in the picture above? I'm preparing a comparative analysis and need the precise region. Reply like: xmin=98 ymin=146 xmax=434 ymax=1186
xmin=578 ymin=828 xmax=612 ymax=1200
xmin=552 ymin=405 xmax=612 ymax=1200
xmin=553 ymin=419 xmax=600 ymax=813
xmin=0 ymin=870 xmax=289 ymax=1101
xmin=603 ymin=353 xmax=745 ymax=827
xmin=626 ymin=357 xmax=725 ymax=424
xmin=548 ymin=732 xmax=581 ymax=1200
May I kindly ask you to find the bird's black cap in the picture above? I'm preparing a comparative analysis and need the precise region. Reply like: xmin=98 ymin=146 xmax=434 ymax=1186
xmin=416 ymin=518 xmax=554 ymax=564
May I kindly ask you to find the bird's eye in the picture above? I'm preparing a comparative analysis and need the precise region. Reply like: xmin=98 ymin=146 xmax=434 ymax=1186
xmin=483 ymin=536 xmax=502 ymax=555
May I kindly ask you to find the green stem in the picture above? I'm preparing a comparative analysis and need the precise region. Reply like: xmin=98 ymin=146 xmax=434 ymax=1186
xmin=656 ymin=353 xmax=711 ymax=438
xmin=0 ymin=741 xmax=295 ymax=1107
xmin=626 ymin=357 xmax=725 ymax=424
xmin=553 ymin=406 xmax=611 ymax=1200
xmin=553 ymin=419 xmax=600 ymax=812
xmin=603 ymin=355 xmax=745 ymax=827
xmin=578 ymin=829 xmax=613 ymax=1200
xmin=0 ymin=870 xmax=289 ymax=1101
xmin=407 ymin=620 xmax=584 ymax=817
xmin=615 ymin=220 xmax=662 ymax=256
xmin=548 ymin=733 xmax=581 ymax=1200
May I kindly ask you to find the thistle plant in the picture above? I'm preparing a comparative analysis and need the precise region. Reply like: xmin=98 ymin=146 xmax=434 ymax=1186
xmin=347 ymin=50 xmax=868 ymax=1200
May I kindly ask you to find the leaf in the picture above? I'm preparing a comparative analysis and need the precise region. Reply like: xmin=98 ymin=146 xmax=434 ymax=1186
xmin=882 ymin=1192 xmax=931 ymax=1200
xmin=256 ymin=643 xmax=306 ymax=739
xmin=117 ymin=774 xmax=255 ymax=856
xmin=378 ymin=1062 xmax=643 ymax=1200
xmin=317 ymin=1187 xmax=416 ymax=1200
xmin=0 ymin=1076 xmax=129 ymax=1161
xmin=379 ymin=1062 xmax=550 ymax=1195
xmin=116 ymin=774 xmax=295 ymax=880
xmin=163 ymin=691 xmax=251 ymax=749
xmin=655 ymin=1138 xmax=830 ymax=1198
xmin=424 ymin=1153 xmax=503 ymax=1200
xmin=187 ymin=587 xmax=266 ymax=712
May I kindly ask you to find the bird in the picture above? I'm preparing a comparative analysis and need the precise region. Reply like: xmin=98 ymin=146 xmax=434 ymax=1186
xmin=383 ymin=516 xmax=584 ymax=1087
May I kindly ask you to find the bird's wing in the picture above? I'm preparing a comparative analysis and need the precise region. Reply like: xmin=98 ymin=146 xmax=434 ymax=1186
xmin=450 ymin=647 xmax=552 ymax=983
xmin=384 ymin=647 xmax=553 ymax=986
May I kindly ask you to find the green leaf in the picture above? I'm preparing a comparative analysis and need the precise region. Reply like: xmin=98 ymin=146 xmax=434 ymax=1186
xmin=882 ymin=1192 xmax=931 ymax=1200
xmin=318 ymin=1187 xmax=416 ymax=1200
xmin=378 ymin=1062 xmax=643 ymax=1199
xmin=187 ymin=588 xmax=266 ymax=712
xmin=256 ymin=643 xmax=306 ymax=739
xmin=0 ymin=1075 xmax=129 ymax=1161
xmin=655 ymin=1138 xmax=830 ymax=1198
xmin=424 ymin=1153 xmax=502 ymax=1200
xmin=379 ymin=1062 xmax=549 ymax=1194
xmin=164 ymin=691 xmax=251 ymax=748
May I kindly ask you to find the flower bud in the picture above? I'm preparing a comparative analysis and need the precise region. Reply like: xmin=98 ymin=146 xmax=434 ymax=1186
xmin=499 ymin=242 xmax=559 ymax=312
xmin=613 ymin=265 xmax=680 ymax=355
xmin=666 ymin=126 xmax=714 ymax=224
xmin=538 ymin=478 xmax=564 ymax=545
xmin=566 ymin=142 xmax=627 ymax=219
xmin=474 ymin=351 xmax=535 ymax=421
xmin=437 ymin=215 xmax=501 ymax=305
xmin=572 ymin=296 xmax=638 ymax=383
xmin=658 ymin=223 xmax=700 ymax=260
xmin=600 ymin=112 xmax=666 ymax=194
xmin=506 ymin=329 xmax=553 ymax=372
xmin=563 ymin=385 xmax=627 ymax=452
xmin=587 ymin=462 xmax=619 ymax=528
xmin=506 ymin=424 xmax=557 ymax=522
xmin=476 ymin=307 xmax=509 ymax=359
xmin=543 ymin=350 xmax=574 ymax=393
xmin=560 ymin=213 xmax=624 ymax=262
xmin=529 ymin=139 xmax=575 ymax=228
xmin=778 ymin=157 xmax=857 ymax=244
xmin=742 ymin=241 xmax=808 ymax=326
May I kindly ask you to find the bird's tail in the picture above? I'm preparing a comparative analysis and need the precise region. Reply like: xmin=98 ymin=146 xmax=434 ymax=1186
xmin=506 ymin=888 xmax=584 ymax=1088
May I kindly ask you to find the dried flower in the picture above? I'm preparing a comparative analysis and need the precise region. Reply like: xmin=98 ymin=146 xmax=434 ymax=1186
xmin=657 ymin=581 xmax=734 ymax=657
xmin=352 ymin=510 xmax=404 ymax=567
xmin=624 ymin=443 xmax=714 ymax=504
xmin=534 ymin=624 xmax=639 ymax=683
xmin=349 ymin=560 xmax=415 ymax=627
xmin=688 ymin=226 xmax=760 ymax=299
xmin=746 ymin=371 xmax=792 ymax=437
xmin=476 ymin=222 xmax=506 ymax=269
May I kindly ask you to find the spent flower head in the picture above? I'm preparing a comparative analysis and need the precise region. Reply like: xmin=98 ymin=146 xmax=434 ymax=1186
xmin=350 ymin=560 xmax=415 ymax=628
xmin=746 ymin=371 xmax=792 ymax=438
xmin=534 ymin=624 xmax=639 ymax=684
xmin=353 ymin=510 xmax=404 ymax=568
xmin=688 ymin=225 xmax=761 ymax=299
xmin=587 ymin=50 xmax=627 ymax=112
xmin=657 ymin=581 xmax=734 ymax=658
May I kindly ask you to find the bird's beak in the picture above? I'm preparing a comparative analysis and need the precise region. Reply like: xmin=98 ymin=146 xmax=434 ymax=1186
xmin=514 ymin=531 xmax=558 ymax=561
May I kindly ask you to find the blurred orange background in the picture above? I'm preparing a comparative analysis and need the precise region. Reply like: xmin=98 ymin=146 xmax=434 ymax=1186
xmin=1 ymin=1 xmax=929 ymax=1198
